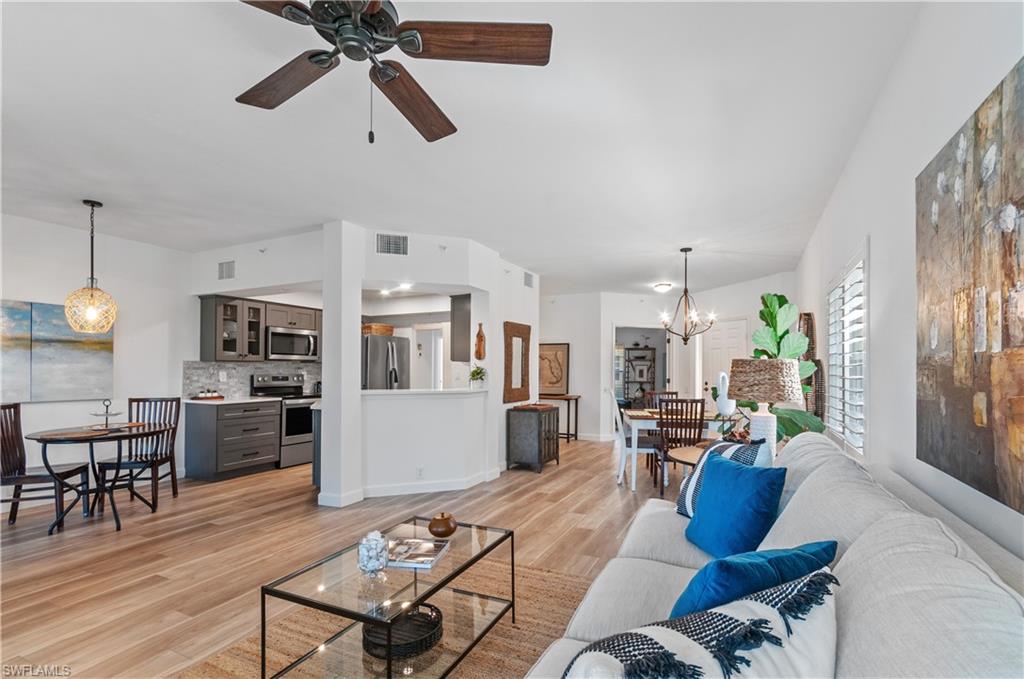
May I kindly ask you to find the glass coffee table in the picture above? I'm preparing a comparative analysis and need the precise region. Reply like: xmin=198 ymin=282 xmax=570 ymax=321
xmin=261 ymin=516 xmax=514 ymax=678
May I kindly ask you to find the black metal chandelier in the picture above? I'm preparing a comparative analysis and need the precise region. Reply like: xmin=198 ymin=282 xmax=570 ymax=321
xmin=660 ymin=247 xmax=715 ymax=345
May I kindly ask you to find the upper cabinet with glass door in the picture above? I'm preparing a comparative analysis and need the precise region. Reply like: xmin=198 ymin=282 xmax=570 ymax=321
xmin=200 ymin=296 xmax=266 ymax=362
xmin=242 ymin=301 xmax=266 ymax=361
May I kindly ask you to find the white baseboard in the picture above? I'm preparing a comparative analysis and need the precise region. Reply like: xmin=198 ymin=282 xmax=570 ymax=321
xmin=364 ymin=468 xmax=499 ymax=498
xmin=578 ymin=433 xmax=615 ymax=442
xmin=318 ymin=488 xmax=364 ymax=507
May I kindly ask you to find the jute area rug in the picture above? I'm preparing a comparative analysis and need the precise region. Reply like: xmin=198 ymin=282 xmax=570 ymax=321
xmin=175 ymin=562 xmax=590 ymax=679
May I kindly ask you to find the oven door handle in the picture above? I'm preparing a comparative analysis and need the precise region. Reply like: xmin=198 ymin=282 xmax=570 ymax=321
xmin=285 ymin=399 xmax=319 ymax=406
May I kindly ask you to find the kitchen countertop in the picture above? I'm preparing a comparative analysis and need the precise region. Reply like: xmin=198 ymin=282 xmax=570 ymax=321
xmin=361 ymin=388 xmax=487 ymax=396
xmin=182 ymin=397 xmax=282 ymax=406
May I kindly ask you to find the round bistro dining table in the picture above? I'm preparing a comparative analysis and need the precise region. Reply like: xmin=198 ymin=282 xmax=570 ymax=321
xmin=25 ymin=423 xmax=173 ymax=534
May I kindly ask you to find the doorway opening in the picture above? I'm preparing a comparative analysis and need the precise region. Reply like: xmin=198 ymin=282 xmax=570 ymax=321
xmin=614 ymin=327 xmax=668 ymax=408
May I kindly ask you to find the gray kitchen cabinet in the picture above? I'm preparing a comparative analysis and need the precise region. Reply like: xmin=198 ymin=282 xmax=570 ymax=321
xmin=200 ymin=296 xmax=266 ymax=362
xmin=450 ymin=293 xmax=471 ymax=362
xmin=267 ymin=303 xmax=316 ymax=330
xmin=185 ymin=401 xmax=281 ymax=479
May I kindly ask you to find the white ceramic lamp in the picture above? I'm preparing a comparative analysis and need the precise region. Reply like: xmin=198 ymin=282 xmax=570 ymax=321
xmin=727 ymin=358 xmax=804 ymax=458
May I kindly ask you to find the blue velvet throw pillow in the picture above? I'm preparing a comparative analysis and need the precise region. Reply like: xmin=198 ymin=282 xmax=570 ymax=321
xmin=685 ymin=454 xmax=786 ymax=558
xmin=670 ymin=540 xmax=838 ymax=618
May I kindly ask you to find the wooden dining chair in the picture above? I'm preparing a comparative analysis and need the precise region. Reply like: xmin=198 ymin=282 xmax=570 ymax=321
xmin=644 ymin=390 xmax=679 ymax=410
xmin=643 ymin=391 xmax=678 ymax=474
xmin=95 ymin=397 xmax=180 ymax=513
xmin=656 ymin=398 xmax=710 ymax=497
xmin=1 ymin=403 xmax=90 ymax=528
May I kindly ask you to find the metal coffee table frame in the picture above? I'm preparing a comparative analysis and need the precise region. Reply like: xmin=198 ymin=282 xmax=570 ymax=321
xmin=260 ymin=516 xmax=514 ymax=678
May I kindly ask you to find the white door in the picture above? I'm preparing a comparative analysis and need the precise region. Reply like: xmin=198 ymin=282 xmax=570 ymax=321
xmin=701 ymin=319 xmax=748 ymax=408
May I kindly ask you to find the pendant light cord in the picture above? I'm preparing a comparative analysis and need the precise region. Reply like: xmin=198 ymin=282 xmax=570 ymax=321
xmin=89 ymin=203 xmax=96 ymax=284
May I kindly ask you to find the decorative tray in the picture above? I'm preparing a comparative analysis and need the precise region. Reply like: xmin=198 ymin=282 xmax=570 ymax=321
xmin=362 ymin=603 xmax=443 ymax=659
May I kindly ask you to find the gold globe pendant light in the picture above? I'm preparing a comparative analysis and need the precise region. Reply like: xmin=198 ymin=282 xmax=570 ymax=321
xmin=64 ymin=200 xmax=117 ymax=334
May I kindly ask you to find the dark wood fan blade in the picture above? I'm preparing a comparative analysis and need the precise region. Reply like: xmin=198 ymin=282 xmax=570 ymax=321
xmin=397 ymin=21 xmax=552 ymax=65
xmin=369 ymin=61 xmax=456 ymax=142
xmin=236 ymin=51 xmax=339 ymax=109
xmin=240 ymin=1 xmax=311 ymax=22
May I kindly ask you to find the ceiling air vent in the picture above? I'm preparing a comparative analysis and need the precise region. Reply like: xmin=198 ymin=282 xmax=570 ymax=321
xmin=218 ymin=260 xmax=236 ymax=280
xmin=523 ymin=272 xmax=535 ymax=288
xmin=376 ymin=233 xmax=408 ymax=255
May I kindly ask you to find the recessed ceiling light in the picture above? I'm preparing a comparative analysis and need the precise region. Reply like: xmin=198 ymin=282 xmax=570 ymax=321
xmin=652 ymin=282 xmax=673 ymax=294
xmin=380 ymin=289 xmax=391 ymax=296
xmin=397 ymin=282 xmax=413 ymax=290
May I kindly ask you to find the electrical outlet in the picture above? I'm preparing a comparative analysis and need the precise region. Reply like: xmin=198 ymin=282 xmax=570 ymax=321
xmin=416 ymin=466 xmax=424 ymax=480
xmin=218 ymin=370 xmax=227 ymax=382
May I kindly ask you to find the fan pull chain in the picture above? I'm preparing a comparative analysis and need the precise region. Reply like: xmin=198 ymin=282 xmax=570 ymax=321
xmin=368 ymin=82 xmax=375 ymax=144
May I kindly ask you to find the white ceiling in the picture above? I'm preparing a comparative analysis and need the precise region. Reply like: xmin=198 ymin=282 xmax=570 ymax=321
xmin=1 ymin=2 xmax=918 ymax=294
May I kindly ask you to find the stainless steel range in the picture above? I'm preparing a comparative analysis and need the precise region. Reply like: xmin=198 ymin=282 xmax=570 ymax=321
xmin=251 ymin=374 xmax=318 ymax=468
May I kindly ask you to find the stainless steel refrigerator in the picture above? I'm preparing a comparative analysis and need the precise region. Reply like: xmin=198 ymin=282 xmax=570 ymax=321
xmin=361 ymin=335 xmax=410 ymax=389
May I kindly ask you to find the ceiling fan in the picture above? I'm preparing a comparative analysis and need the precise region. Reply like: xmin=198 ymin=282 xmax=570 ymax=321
xmin=236 ymin=1 xmax=553 ymax=142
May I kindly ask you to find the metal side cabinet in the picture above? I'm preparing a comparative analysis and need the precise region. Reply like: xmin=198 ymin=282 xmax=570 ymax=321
xmin=506 ymin=404 xmax=559 ymax=473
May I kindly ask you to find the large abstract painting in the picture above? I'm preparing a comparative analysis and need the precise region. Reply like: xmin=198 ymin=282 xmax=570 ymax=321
xmin=916 ymin=56 xmax=1024 ymax=514
xmin=0 ymin=299 xmax=113 ymax=403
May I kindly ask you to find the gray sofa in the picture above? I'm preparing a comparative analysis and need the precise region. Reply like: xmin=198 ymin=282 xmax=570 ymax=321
xmin=526 ymin=432 xmax=1024 ymax=678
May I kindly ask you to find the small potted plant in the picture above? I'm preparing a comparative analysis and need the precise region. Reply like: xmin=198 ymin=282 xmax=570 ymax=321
xmin=469 ymin=365 xmax=487 ymax=389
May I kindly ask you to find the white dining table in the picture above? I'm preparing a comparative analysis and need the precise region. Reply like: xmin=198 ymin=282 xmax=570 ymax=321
xmin=619 ymin=409 xmax=726 ymax=492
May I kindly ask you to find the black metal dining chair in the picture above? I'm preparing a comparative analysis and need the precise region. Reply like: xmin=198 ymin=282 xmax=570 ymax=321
xmin=94 ymin=397 xmax=180 ymax=514
xmin=1 ymin=403 xmax=90 ymax=528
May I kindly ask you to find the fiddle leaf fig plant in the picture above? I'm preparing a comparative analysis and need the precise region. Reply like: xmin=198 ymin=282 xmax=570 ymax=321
xmin=715 ymin=293 xmax=826 ymax=441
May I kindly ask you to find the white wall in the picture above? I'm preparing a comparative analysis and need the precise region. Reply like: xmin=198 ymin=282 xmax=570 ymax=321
xmin=1 ymin=213 xmax=198 ymax=477
xmin=189 ymin=230 xmax=323 ymax=295
xmin=362 ymin=294 xmax=450 ymax=317
xmin=540 ymin=292 xmax=603 ymax=439
xmin=793 ymin=2 xmax=1024 ymax=556
xmin=251 ymin=290 xmax=322 ymax=309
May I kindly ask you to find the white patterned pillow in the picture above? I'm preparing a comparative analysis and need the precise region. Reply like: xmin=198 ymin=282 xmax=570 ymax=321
xmin=676 ymin=439 xmax=771 ymax=517
xmin=563 ymin=568 xmax=838 ymax=679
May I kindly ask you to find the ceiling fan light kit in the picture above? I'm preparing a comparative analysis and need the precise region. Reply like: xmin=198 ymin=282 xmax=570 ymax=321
xmin=237 ymin=1 xmax=553 ymax=141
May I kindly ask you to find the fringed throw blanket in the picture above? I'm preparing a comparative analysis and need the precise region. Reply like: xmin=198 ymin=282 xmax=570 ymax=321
xmin=563 ymin=569 xmax=840 ymax=679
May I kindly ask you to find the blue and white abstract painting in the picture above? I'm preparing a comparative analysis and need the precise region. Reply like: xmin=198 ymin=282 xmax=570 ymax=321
xmin=0 ymin=299 xmax=113 ymax=402
xmin=1 ymin=300 xmax=32 ymax=402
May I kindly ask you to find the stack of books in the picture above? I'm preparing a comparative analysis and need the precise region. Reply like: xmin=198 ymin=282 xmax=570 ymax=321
xmin=387 ymin=537 xmax=450 ymax=570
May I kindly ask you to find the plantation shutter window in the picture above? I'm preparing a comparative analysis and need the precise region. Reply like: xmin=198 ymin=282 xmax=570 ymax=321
xmin=826 ymin=260 xmax=866 ymax=454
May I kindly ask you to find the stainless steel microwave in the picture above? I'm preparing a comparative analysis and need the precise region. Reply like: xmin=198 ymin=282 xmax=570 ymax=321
xmin=266 ymin=326 xmax=319 ymax=361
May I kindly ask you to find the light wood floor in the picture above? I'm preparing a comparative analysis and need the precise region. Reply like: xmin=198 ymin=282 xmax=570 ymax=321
xmin=0 ymin=440 xmax=667 ymax=678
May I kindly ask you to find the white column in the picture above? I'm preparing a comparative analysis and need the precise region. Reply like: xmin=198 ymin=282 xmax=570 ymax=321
xmin=319 ymin=221 xmax=366 ymax=507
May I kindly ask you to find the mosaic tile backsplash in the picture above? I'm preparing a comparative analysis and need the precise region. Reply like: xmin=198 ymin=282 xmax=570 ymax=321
xmin=182 ymin=361 xmax=323 ymax=400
